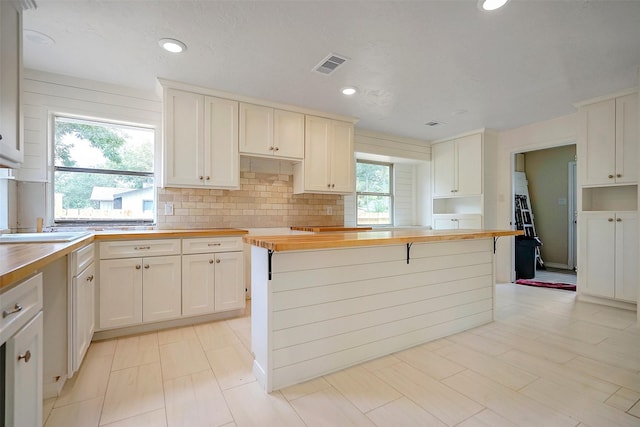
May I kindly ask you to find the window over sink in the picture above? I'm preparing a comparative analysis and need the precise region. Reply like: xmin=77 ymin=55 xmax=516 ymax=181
xmin=356 ymin=160 xmax=393 ymax=226
xmin=53 ymin=116 xmax=155 ymax=224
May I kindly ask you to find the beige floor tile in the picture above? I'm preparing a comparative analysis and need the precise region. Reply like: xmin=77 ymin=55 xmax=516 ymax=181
xmin=86 ymin=339 xmax=117 ymax=358
xmin=629 ymin=400 xmax=640 ymax=418
xmin=552 ymin=320 xmax=619 ymax=345
xmin=395 ymin=343 xmax=465 ymax=380
xmin=359 ymin=354 xmax=401 ymax=372
xmin=223 ymin=381 xmax=305 ymax=426
xmin=606 ymin=388 xmax=640 ymax=412
xmin=232 ymin=326 xmax=251 ymax=352
xmin=289 ymin=387 xmax=376 ymax=427
xmin=158 ymin=325 xmax=198 ymax=345
xmin=45 ymin=397 xmax=103 ymax=427
xmin=280 ymin=377 xmax=332 ymax=401
xmin=374 ymin=363 xmax=483 ymax=426
xmin=225 ymin=315 xmax=250 ymax=331
xmin=445 ymin=331 xmax=512 ymax=356
xmin=195 ymin=321 xmax=241 ymax=351
xmin=521 ymin=377 xmax=640 ymax=427
xmin=442 ymin=369 xmax=582 ymax=427
xmin=324 ymin=365 xmax=402 ymax=413
xmin=164 ymin=369 xmax=233 ymax=427
xmin=567 ymin=356 xmax=640 ymax=393
xmin=365 ymin=397 xmax=447 ymax=427
xmin=436 ymin=343 xmax=538 ymax=390
xmin=159 ymin=338 xmax=210 ymax=380
xmin=456 ymin=408 xmax=519 ymax=427
xmin=43 ymin=397 xmax=56 ymax=425
xmin=55 ymin=354 xmax=113 ymax=408
xmin=100 ymin=363 xmax=165 ymax=425
xmin=101 ymin=409 xmax=167 ymax=427
xmin=205 ymin=344 xmax=255 ymax=390
xmin=111 ymin=333 xmax=159 ymax=371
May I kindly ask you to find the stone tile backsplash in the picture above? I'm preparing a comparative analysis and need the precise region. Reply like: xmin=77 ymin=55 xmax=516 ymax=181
xmin=156 ymin=172 xmax=344 ymax=229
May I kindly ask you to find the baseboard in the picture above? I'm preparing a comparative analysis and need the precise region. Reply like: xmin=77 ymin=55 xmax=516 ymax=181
xmin=577 ymin=293 xmax=637 ymax=311
xmin=543 ymin=262 xmax=571 ymax=270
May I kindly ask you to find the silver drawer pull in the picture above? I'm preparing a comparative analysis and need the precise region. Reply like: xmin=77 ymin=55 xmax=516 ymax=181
xmin=216 ymin=259 xmax=221 ymax=264
xmin=3 ymin=304 xmax=23 ymax=318
xmin=86 ymin=275 xmax=94 ymax=282
xmin=207 ymin=243 xmax=222 ymax=246
xmin=18 ymin=350 xmax=31 ymax=363
xmin=135 ymin=246 xmax=151 ymax=250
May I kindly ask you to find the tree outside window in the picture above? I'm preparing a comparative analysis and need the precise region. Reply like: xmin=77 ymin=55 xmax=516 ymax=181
xmin=53 ymin=116 xmax=155 ymax=223
xmin=356 ymin=161 xmax=393 ymax=225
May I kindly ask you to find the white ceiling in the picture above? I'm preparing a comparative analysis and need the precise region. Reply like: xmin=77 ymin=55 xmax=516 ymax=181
xmin=22 ymin=0 xmax=640 ymax=142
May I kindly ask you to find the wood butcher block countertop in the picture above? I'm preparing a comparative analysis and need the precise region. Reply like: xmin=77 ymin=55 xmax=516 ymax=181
xmin=0 ymin=228 xmax=247 ymax=291
xmin=290 ymin=226 xmax=373 ymax=232
xmin=244 ymin=229 xmax=523 ymax=252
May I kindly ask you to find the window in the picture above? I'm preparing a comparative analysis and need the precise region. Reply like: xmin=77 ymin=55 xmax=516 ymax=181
xmin=53 ymin=116 xmax=155 ymax=223
xmin=356 ymin=161 xmax=393 ymax=225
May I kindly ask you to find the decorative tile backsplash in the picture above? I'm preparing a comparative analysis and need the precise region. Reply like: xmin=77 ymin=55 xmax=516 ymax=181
xmin=156 ymin=172 xmax=344 ymax=229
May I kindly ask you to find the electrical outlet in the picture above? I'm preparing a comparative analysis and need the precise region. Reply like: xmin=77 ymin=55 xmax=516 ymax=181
xmin=165 ymin=203 xmax=174 ymax=215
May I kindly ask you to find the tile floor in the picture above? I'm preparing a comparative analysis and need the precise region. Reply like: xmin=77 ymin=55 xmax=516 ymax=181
xmin=43 ymin=283 xmax=640 ymax=426
xmin=534 ymin=267 xmax=577 ymax=285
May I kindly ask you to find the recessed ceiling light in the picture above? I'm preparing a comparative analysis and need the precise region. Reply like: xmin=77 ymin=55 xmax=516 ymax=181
xmin=159 ymin=38 xmax=187 ymax=53
xmin=341 ymin=86 xmax=357 ymax=96
xmin=478 ymin=0 xmax=510 ymax=11
xmin=24 ymin=29 xmax=55 ymax=46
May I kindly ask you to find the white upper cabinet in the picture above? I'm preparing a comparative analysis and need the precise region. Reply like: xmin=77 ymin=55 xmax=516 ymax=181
xmin=164 ymin=88 xmax=239 ymax=189
xmin=0 ymin=0 xmax=23 ymax=168
xmin=432 ymin=133 xmax=482 ymax=197
xmin=293 ymin=115 xmax=354 ymax=194
xmin=579 ymin=93 xmax=638 ymax=186
xmin=239 ymin=103 xmax=304 ymax=160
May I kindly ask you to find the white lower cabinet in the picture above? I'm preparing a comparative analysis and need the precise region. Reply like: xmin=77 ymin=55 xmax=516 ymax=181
xmin=182 ymin=237 xmax=245 ymax=316
xmin=100 ymin=255 xmax=181 ymax=328
xmin=72 ymin=262 xmax=95 ymax=373
xmin=5 ymin=311 xmax=43 ymax=427
xmin=579 ymin=211 xmax=637 ymax=302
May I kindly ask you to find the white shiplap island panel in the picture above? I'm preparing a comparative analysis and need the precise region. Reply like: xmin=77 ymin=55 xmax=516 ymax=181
xmin=250 ymin=236 xmax=500 ymax=392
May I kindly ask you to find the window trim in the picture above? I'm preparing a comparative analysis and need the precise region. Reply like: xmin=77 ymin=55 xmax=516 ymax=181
xmin=355 ymin=160 xmax=394 ymax=226
xmin=52 ymin=114 xmax=157 ymax=226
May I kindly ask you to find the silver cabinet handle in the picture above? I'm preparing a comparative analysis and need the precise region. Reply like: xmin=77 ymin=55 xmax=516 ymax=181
xmin=206 ymin=176 xmax=210 ymax=180
xmin=199 ymin=176 xmax=204 ymax=180
xmin=86 ymin=275 xmax=94 ymax=282
xmin=209 ymin=259 xmax=214 ymax=264
xmin=216 ymin=259 xmax=221 ymax=264
xmin=331 ymin=184 xmax=335 ymax=188
xmin=207 ymin=243 xmax=222 ymax=247
xmin=327 ymin=184 xmax=331 ymax=188
xmin=2 ymin=303 xmax=23 ymax=318
xmin=617 ymin=173 xmax=622 ymax=178
xmin=268 ymin=146 xmax=274 ymax=151
xmin=608 ymin=218 xmax=614 ymax=222
xmin=135 ymin=246 xmax=150 ymax=250
xmin=616 ymin=218 xmax=622 ymax=222
xmin=135 ymin=265 xmax=141 ymax=270
xmin=608 ymin=174 xmax=614 ymax=179
xmin=274 ymin=147 xmax=279 ymax=151
xmin=18 ymin=350 xmax=32 ymax=363
xmin=144 ymin=264 xmax=150 ymax=269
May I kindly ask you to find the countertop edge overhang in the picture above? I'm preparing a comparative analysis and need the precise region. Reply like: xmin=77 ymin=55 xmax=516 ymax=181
xmin=0 ymin=228 xmax=248 ymax=290
xmin=244 ymin=229 xmax=523 ymax=252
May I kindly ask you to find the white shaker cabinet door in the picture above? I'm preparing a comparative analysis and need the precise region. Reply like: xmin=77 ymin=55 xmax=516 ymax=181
xmin=214 ymin=251 xmax=245 ymax=312
xmin=142 ymin=255 xmax=182 ymax=323
xmin=5 ymin=311 xmax=43 ymax=427
xmin=204 ymin=96 xmax=239 ymax=189
xmin=432 ymin=141 xmax=455 ymax=197
xmin=614 ymin=212 xmax=638 ymax=302
xmin=99 ymin=258 xmax=143 ymax=329
xmin=579 ymin=212 xmax=616 ymax=299
xmin=455 ymin=134 xmax=482 ymax=196
xmin=182 ymin=253 xmax=216 ymax=316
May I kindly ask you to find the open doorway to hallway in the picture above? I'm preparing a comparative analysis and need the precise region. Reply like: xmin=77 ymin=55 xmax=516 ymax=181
xmin=513 ymin=144 xmax=577 ymax=285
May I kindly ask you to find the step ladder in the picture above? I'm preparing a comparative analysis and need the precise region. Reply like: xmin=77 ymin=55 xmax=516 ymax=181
xmin=514 ymin=194 xmax=544 ymax=268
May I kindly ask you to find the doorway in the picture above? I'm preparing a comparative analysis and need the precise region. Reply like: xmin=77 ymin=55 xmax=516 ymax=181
xmin=512 ymin=145 xmax=577 ymax=284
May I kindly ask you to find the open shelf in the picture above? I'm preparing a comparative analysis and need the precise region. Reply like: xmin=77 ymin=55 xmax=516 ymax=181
xmin=582 ymin=185 xmax=637 ymax=212
xmin=432 ymin=196 xmax=482 ymax=215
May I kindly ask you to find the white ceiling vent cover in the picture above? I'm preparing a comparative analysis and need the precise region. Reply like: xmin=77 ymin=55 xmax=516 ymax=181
xmin=313 ymin=53 xmax=349 ymax=75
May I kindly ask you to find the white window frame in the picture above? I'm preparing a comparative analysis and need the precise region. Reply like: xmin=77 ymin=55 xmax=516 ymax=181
xmin=356 ymin=160 xmax=394 ymax=226
xmin=51 ymin=114 xmax=157 ymax=226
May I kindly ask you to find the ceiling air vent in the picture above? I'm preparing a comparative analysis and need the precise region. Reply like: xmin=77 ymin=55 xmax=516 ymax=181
xmin=425 ymin=121 xmax=443 ymax=127
xmin=313 ymin=53 xmax=349 ymax=75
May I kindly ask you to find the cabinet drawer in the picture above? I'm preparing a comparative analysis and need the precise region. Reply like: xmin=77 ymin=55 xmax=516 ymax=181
xmin=182 ymin=237 xmax=243 ymax=254
xmin=0 ymin=273 xmax=43 ymax=344
xmin=70 ymin=243 xmax=95 ymax=275
xmin=100 ymin=239 xmax=181 ymax=259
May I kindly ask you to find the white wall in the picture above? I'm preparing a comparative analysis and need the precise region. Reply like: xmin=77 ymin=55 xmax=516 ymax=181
xmin=495 ymin=113 xmax=578 ymax=282
xmin=15 ymin=70 xmax=162 ymax=229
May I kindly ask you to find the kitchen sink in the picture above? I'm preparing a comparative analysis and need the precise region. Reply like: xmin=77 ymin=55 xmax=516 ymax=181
xmin=0 ymin=231 xmax=92 ymax=243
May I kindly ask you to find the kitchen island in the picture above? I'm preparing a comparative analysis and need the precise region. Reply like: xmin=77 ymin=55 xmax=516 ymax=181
xmin=244 ymin=228 xmax=520 ymax=392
